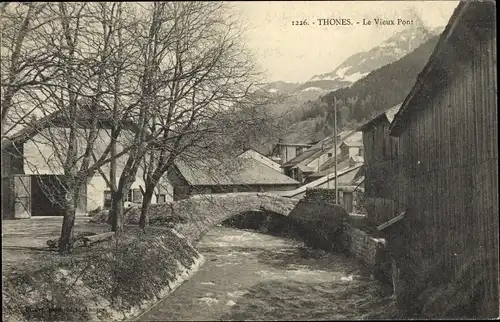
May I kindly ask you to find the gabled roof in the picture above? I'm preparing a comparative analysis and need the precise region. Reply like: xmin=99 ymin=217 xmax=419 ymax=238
xmin=282 ymin=130 xmax=362 ymax=169
xmin=281 ymin=147 xmax=320 ymax=168
xmin=350 ymin=155 xmax=364 ymax=163
xmin=389 ymin=1 xmax=494 ymax=136
xmin=314 ymin=157 xmax=352 ymax=176
xmin=340 ymin=141 xmax=364 ymax=148
xmin=237 ymin=148 xmax=261 ymax=157
xmin=2 ymin=105 xmax=141 ymax=150
xmin=238 ymin=148 xmax=279 ymax=163
xmin=280 ymin=164 xmax=363 ymax=198
xmin=238 ymin=148 xmax=282 ymax=171
xmin=173 ymin=157 xmax=300 ymax=186
xmin=275 ymin=142 xmax=315 ymax=147
xmin=357 ymin=103 xmax=403 ymax=132
xmin=294 ymin=163 xmax=315 ymax=173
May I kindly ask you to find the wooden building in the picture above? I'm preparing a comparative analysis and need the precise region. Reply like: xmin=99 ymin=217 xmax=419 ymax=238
xmin=1 ymin=106 xmax=171 ymax=219
xmin=388 ymin=2 xmax=498 ymax=318
xmin=270 ymin=141 xmax=315 ymax=165
xmin=280 ymin=130 xmax=362 ymax=182
xmin=167 ymin=158 xmax=300 ymax=200
xmin=357 ymin=103 xmax=402 ymax=225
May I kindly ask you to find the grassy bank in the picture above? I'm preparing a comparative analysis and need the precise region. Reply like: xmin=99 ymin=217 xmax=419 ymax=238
xmin=2 ymin=227 xmax=204 ymax=322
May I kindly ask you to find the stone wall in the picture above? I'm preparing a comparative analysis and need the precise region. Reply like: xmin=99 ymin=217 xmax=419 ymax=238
xmin=90 ymin=193 xmax=300 ymax=243
xmin=345 ymin=225 xmax=381 ymax=266
xmin=288 ymin=198 xmax=349 ymax=252
xmin=343 ymin=224 xmax=392 ymax=285
xmin=305 ymin=187 xmax=337 ymax=204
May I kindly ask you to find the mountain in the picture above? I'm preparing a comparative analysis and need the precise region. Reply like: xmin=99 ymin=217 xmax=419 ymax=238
xmin=260 ymin=81 xmax=300 ymax=95
xmin=257 ymin=26 xmax=443 ymax=124
xmin=254 ymin=25 xmax=445 ymax=151
xmin=299 ymin=26 xmax=444 ymax=92
xmin=262 ymin=26 xmax=443 ymax=103
xmin=275 ymin=32 xmax=442 ymax=144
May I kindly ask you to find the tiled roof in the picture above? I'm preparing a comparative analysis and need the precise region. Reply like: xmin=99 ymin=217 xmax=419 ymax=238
xmin=281 ymin=148 xmax=320 ymax=168
xmin=174 ymin=158 xmax=300 ymax=186
xmin=294 ymin=163 xmax=315 ymax=173
xmin=279 ymin=164 xmax=363 ymax=198
xmin=341 ymin=141 xmax=364 ymax=148
xmin=350 ymin=156 xmax=364 ymax=163
xmin=282 ymin=130 xmax=362 ymax=168
xmin=315 ymin=157 xmax=352 ymax=176
xmin=276 ymin=142 xmax=316 ymax=147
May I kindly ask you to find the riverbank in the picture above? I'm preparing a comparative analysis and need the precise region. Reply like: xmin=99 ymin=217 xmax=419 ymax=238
xmin=138 ymin=227 xmax=398 ymax=321
xmin=2 ymin=218 xmax=204 ymax=322
xmin=3 ymin=204 xmax=391 ymax=321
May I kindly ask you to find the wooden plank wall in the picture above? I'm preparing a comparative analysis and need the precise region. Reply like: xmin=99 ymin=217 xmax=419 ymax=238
xmin=397 ymin=20 xmax=498 ymax=316
xmin=363 ymin=120 xmax=400 ymax=225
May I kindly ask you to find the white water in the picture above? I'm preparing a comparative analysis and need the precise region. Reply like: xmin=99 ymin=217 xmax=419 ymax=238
xmin=138 ymin=227 xmax=395 ymax=321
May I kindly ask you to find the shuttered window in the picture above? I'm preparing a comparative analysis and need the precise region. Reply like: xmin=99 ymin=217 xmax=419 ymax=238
xmin=104 ymin=190 xmax=112 ymax=209
xmin=132 ymin=189 xmax=142 ymax=203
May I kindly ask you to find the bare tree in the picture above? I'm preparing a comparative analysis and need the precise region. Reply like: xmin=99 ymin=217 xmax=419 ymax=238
xmin=1 ymin=3 xmax=62 ymax=136
xmin=2 ymin=2 xmax=142 ymax=254
xmin=2 ymin=2 xmax=281 ymax=250
xmin=131 ymin=2 xmax=277 ymax=229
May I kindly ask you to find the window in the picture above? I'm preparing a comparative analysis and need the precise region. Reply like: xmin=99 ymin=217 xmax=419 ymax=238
xmin=232 ymin=187 xmax=239 ymax=193
xmin=328 ymin=153 xmax=333 ymax=158
xmin=104 ymin=190 xmax=112 ymax=209
xmin=132 ymin=189 xmax=143 ymax=203
xmin=124 ymin=190 xmax=132 ymax=202
xmin=157 ymin=194 xmax=166 ymax=204
xmin=104 ymin=188 xmax=143 ymax=207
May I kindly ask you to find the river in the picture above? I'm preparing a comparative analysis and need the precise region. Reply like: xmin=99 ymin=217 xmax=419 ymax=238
xmin=137 ymin=227 xmax=396 ymax=321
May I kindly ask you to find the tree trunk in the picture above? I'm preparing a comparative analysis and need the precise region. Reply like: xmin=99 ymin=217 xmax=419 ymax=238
xmin=110 ymin=190 xmax=124 ymax=234
xmin=139 ymin=183 xmax=155 ymax=229
xmin=107 ymin=126 xmax=118 ymax=226
xmin=58 ymin=189 xmax=77 ymax=255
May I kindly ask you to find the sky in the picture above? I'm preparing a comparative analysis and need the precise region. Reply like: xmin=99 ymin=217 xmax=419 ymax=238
xmin=231 ymin=1 xmax=460 ymax=83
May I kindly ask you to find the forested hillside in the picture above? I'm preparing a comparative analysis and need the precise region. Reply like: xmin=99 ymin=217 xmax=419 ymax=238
xmin=284 ymin=34 xmax=440 ymax=142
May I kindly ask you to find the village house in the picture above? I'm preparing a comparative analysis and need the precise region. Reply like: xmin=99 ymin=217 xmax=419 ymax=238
xmin=356 ymin=103 xmax=402 ymax=225
xmin=237 ymin=148 xmax=282 ymax=172
xmin=166 ymin=157 xmax=300 ymax=201
xmin=1 ymin=108 xmax=171 ymax=219
xmin=308 ymin=131 xmax=362 ymax=171
xmin=269 ymin=141 xmax=316 ymax=165
xmin=277 ymin=163 xmax=364 ymax=206
xmin=339 ymin=141 xmax=364 ymax=158
xmin=305 ymin=155 xmax=364 ymax=183
xmin=382 ymin=2 xmax=497 ymax=317
xmin=280 ymin=130 xmax=362 ymax=182
xmin=306 ymin=134 xmax=366 ymax=183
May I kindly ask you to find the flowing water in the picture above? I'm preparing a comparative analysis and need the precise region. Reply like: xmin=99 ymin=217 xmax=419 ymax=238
xmin=137 ymin=227 xmax=396 ymax=321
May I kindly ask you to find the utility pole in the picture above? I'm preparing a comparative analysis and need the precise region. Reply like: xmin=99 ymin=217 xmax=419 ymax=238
xmin=318 ymin=139 xmax=323 ymax=172
xmin=333 ymin=96 xmax=338 ymax=204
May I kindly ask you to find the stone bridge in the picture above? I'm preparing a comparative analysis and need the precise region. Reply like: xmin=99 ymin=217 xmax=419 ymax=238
xmin=122 ymin=193 xmax=301 ymax=242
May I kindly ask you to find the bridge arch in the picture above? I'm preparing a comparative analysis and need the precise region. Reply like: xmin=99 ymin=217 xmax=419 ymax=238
xmin=166 ymin=193 xmax=301 ymax=242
